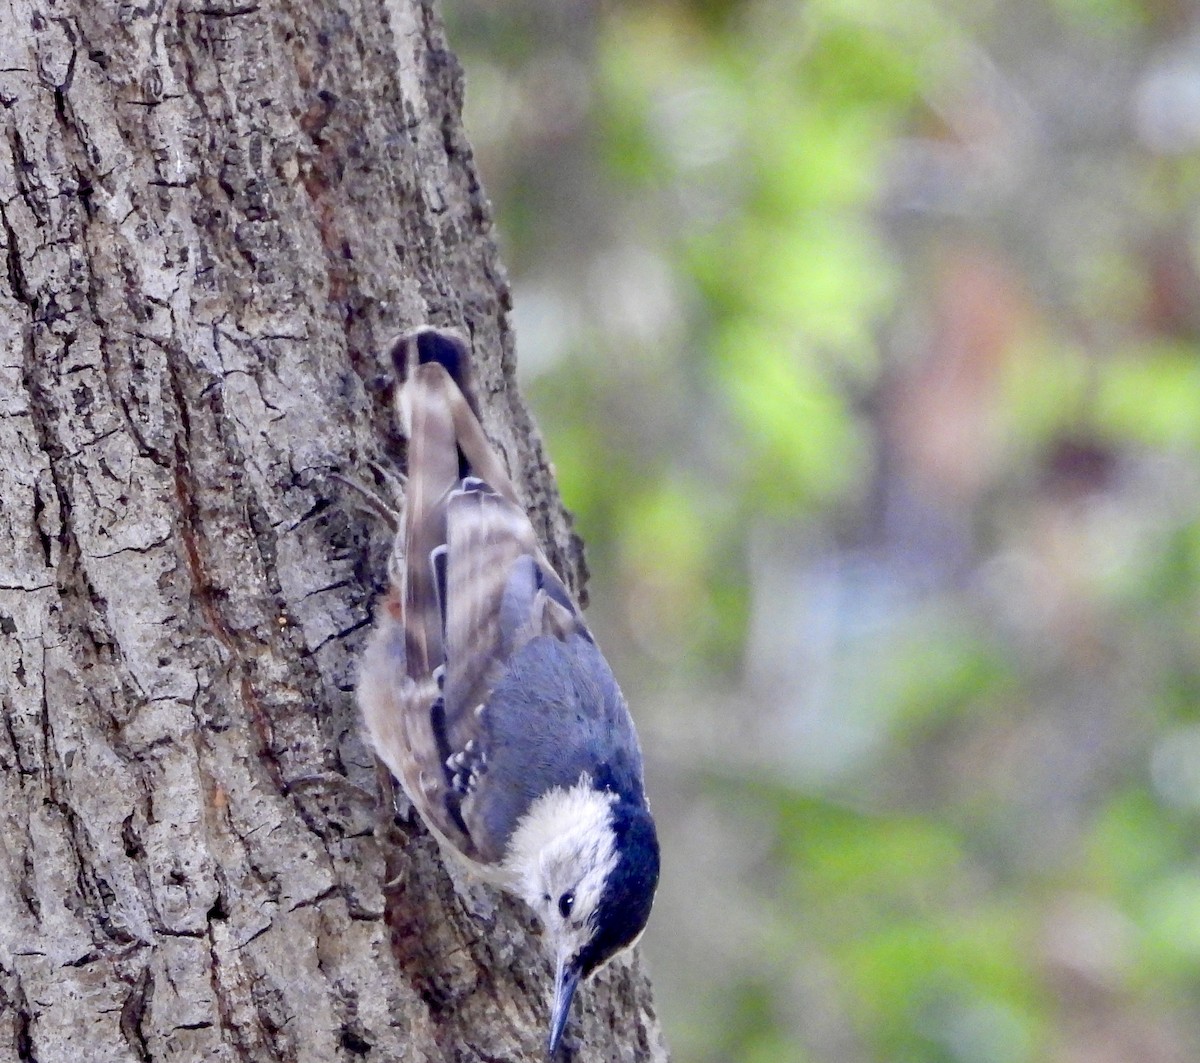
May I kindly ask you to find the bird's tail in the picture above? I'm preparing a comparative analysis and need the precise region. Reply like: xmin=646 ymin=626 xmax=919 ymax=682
xmin=386 ymin=328 xmax=522 ymax=681
xmin=388 ymin=326 xmax=482 ymax=436
xmin=389 ymin=327 xmax=519 ymax=505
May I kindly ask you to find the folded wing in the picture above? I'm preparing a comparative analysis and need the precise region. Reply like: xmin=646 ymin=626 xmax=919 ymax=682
xmin=359 ymin=331 xmax=593 ymax=869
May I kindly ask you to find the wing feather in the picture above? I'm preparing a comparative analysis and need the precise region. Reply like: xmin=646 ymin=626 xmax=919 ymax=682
xmin=358 ymin=332 xmax=593 ymax=870
xmin=440 ymin=483 xmax=590 ymax=749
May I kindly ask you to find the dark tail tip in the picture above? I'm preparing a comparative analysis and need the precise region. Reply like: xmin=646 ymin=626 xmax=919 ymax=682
xmin=388 ymin=325 xmax=479 ymax=415
xmin=388 ymin=325 xmax=471 ymax=383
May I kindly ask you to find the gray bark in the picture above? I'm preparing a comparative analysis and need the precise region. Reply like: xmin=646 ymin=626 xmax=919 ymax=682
xmin=0 ymin=1 xmax=666 ymax=1060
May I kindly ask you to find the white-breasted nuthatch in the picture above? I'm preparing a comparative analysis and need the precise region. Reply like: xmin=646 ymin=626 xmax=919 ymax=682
xmin=356 ymin=327 xmax=660 ymax=1054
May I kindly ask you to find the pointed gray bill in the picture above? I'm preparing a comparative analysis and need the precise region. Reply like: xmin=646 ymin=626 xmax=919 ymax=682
xmin=548 ymin=956 xmax=582 ymax=1054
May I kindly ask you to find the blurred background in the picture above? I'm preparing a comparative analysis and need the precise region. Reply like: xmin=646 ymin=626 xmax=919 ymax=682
xmin=442 ymin=1 xmax=1200 ymax=1060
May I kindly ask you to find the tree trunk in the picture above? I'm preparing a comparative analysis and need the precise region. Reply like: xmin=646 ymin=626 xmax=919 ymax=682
xmin=0 ymin=1 xmax=666 ymax=1060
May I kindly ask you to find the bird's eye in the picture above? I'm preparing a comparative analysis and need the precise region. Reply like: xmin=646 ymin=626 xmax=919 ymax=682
xmin=558 ymin=891 xmax=575 ymax=919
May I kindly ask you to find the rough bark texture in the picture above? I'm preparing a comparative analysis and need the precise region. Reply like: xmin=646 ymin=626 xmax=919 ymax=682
xmin=0 ymin=1 xmax=666 ymax=1060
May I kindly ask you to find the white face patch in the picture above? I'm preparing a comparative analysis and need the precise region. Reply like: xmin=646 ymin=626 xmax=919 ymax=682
xmin=504 ymin=777 xmax=619 ymax=965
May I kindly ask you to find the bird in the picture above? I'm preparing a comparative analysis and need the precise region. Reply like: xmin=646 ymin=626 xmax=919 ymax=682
xmin=355 ymin=326 xmax=660 ymax=1054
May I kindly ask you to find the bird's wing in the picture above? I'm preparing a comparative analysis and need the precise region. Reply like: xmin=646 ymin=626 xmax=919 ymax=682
xmin=360 ymin=358 xmax=482 ymax=860
xmin=361 ymin=346 xmax=590 ymax=867
xmin=441 ymin=479 xmax=589 ymax=736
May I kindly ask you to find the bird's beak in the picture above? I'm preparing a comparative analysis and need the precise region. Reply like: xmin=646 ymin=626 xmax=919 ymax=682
xmin=548 ymin=954 xmax=582 ymax=1055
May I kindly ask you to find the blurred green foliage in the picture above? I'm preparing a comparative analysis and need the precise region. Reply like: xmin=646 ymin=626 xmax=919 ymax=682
xmin=446 ymin=0 xmax=1200 ymax=1060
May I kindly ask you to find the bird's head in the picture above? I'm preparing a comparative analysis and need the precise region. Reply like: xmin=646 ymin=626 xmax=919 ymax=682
xmin=506 ymin=782 xmax=659 ymax=1054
